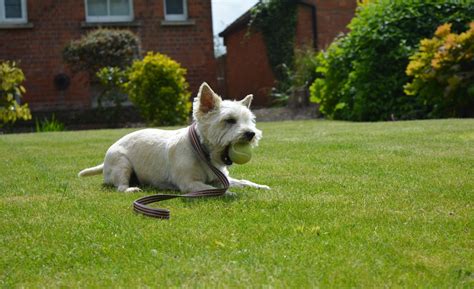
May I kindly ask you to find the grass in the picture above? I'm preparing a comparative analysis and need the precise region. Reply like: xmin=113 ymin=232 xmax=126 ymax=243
xmin=0 ymin=119 xmax=473 ymax=288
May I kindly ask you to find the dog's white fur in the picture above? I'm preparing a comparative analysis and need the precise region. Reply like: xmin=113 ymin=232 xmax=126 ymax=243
xmin=78 ymin=82 xmax=270 ymax=193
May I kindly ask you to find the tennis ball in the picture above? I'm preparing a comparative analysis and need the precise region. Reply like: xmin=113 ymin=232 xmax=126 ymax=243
xmin=229 ymin=142 xmax=252 ymax=164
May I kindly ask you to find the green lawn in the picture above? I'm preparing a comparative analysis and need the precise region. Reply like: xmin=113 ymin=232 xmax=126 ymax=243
xmin=0 ymin=119 xmax=473 ymax=288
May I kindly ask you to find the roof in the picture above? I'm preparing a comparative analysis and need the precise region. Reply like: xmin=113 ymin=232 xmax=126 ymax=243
xmin=218 ymin=7 xmax=254 ymax=38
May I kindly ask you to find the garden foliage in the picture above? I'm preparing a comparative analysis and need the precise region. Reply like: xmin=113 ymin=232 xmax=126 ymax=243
xmin=63 ymin=29 xmax=140 ymax=77
xmin=310 ymin=1 xmax=474 ymax=121
xmin=96 ymin=66 xmax=129 ymax=108
xmin=0 ymin=61 xmax=31 ymax=125
xmin=35 ymin=114 xmax=65 ymax=132
xmin=124 ymin=52 xmax=191 ymax=126
xmin=272 ymin=48 xmax=319 ymax=107
xmin=405 ymin=23 xmax=474 ymax=118
xmin=292 ymin=48 xmax=320 ymax=89
xmin=63 ymin=29 xmax=140 ymax=112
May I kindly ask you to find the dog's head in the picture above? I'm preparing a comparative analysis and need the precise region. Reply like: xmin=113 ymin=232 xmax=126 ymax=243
xmin=192 ymin=82 xmax=262 ymax=166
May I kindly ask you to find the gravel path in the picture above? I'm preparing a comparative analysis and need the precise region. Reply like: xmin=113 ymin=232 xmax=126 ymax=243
xmin=253 ymin=105 xmax=319 ymax=122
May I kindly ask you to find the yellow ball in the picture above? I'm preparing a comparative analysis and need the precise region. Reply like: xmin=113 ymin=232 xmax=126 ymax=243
xmin=229 ymin=142 xmax=252 ymax=164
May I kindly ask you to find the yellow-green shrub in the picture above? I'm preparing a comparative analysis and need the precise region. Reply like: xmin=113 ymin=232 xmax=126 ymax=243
xmin=0 ymin=61 xmax=31 ymax=126
xmin=124 ymin=52 xmax=191 ymax=126
xmin=405 ymin=22 xmax=474 ymax=117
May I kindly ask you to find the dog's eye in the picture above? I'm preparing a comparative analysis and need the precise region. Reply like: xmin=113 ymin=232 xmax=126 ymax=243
xmin=225 ymin=118 xmax=237 ymax=125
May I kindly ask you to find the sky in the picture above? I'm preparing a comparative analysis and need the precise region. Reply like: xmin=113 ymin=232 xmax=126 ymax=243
xmin=212 ymin=0 xmax=258 ymax=36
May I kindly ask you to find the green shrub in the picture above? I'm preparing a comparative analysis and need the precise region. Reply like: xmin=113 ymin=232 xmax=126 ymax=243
xmin=271 ymin=48 xmax=319 ymax=106
xmin=96 ymin=66 xmax=129 ymax=108
xmin=404 ymin=22 xmax=474 ymax=118
xmin=63 ymin=29 xmax=140 ymax=77
xmin=292 ymin=48 xmax=319 ymax=89
xmin=124 ymin=52 xmax=191 ymax=126
xmin=35 ymin=114 xmax=65 ymax=132
xmin=0 ymin=61 xmax=31 ymax=126
xmin=63 ymin=29 xmax=140 ymax=113
xmin=310 ymin=1 xmax=474 ymax=121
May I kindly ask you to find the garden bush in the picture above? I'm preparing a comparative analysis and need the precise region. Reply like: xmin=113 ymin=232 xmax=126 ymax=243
xmin=292 ymin=48 xmax=319 ymax=90
xmin=63 ymin=29 xmax=140 ymax=76
xmin=310 ymin=1 xmax=474 ymax=121
xmin=273 ymin=48 xmax=319 ymax=107
xmin=404 ymin=22 xmax=474 ymax=118
xmin=96 ymin=66 xmax=129 ymax=109
xmin=0 ymin=61 xmax=31 ymax=125
xmin=63 ymin=29 xmax=140 ymax=111
xmin=124 ymin=52 xmax=191 ymax=126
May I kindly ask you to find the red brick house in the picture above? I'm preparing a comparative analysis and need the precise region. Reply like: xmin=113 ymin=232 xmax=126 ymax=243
xmin=219 ymin=0 xmax=357 ymax=106
xmin=0 ymin=0 xmax=216 ymax=111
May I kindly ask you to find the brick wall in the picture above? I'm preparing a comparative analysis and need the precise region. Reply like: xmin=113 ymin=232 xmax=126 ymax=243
xmin=0 ymin=0 xmax=216 ymax=111
xmin=294 ymin=0 xmax=357 ymax=50
xmin=313 ymin=0 xmax=356 ymax=49
xmin=223 ymin=25 xmax=274 ymax=107
xmin=295 ymin=3 xmax=316 ymax=49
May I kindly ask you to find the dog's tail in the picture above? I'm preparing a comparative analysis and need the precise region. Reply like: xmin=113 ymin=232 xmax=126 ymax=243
xmin=78 ymin=164 xmax=104 ymax=177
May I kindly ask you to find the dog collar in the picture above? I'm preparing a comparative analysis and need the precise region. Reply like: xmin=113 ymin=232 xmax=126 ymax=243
xmin=191 ymin=123 xmax=211 ymax=162
xmin=192 ymin=123 xmax=233 ymax=166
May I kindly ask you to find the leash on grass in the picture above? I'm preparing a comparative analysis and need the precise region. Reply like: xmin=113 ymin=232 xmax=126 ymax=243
xmin=132 ymin=123 xmax=229 ymax=219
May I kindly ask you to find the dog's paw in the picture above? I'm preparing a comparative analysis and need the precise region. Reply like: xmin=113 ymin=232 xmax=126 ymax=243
xmin=125 ymin=187 xmax=142 ymax=193
xmin=224 ymin=191 xmax=237 ymax=197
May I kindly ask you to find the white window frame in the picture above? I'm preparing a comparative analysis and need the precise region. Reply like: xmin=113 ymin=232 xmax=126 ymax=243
xmin=85 ymin=0 xmax=134 ymax=23
xmin=0 ymin=0 xmax=27 ymax=23
xmin=164 ymin=0 xmax=187 ymax=21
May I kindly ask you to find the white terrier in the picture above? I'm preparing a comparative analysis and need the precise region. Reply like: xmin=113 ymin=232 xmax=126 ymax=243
xmin=78 ymin=82 xmax=270 ymax=193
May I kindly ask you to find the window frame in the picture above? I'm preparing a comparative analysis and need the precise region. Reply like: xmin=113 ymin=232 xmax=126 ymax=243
xmin=0 ymin=0 xmax=28 ymax=23
xmin=163 ymin=0 xmax=187 ymax=21
xmin=85 ymin=0 xmax=134 ymax=23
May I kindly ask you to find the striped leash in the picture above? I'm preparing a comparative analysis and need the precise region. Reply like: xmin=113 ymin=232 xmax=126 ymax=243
xmin=132 ymin=123 xmax=229 ymax=219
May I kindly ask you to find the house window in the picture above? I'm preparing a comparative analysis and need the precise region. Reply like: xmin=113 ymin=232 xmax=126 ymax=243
xmin=0 ymin=0 xmax=27 ymax=23
xmin=164 ymin=0 xmax=187 ymax=21
xmin=85 ymin=0 xmax=133 ymax=22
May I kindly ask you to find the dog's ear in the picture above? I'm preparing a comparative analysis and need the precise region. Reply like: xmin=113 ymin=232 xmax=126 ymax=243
xmin=197 ymin=82 xmax=221 ymax=113
xmin=240 ymin=94 xmax=253 ymax=108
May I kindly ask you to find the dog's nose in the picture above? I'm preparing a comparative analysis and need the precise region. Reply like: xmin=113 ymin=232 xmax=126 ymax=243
xmin=244 ymin=131 xmax=255 ymax=141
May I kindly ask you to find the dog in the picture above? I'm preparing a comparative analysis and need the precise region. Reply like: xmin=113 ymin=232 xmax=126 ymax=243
xmin=78 ymin=82 xmax=270 ymax=194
